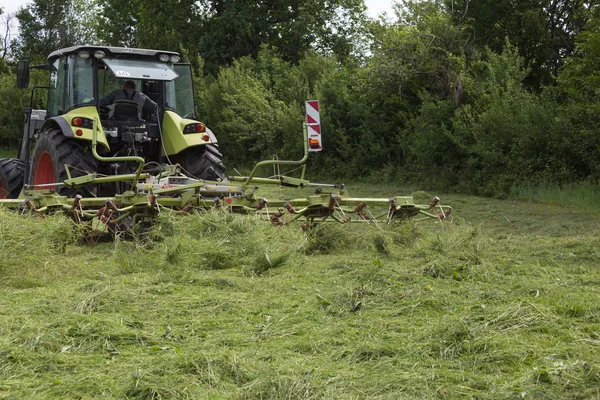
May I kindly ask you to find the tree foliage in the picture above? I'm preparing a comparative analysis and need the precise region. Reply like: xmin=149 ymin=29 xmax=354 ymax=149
xmin=443 ymin=0 xmax=594 ymax=89
xmin=13 ymin=0 xmax=99 ymax=62
xmin=93 ymin=0 xmax=367 ymax=73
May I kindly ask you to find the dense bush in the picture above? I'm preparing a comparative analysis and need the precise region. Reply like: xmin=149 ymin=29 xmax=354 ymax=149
xmin=0 ymin=71 xmax=30 ymax=148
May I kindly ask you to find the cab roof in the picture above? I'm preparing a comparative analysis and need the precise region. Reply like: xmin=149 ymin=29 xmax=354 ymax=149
xmin=47 ymin=46 xmax=179 ymax=61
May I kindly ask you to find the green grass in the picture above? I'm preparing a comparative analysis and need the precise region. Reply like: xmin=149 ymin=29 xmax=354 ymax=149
xmin=513 ymin=181 xmax=600 ymax=210
xmin=1 ymin=184 xmax=599 ymax=399
xmin=0 ymin=148 xmax=18 ymax=158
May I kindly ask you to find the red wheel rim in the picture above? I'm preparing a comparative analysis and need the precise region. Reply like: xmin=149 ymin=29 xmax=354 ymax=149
xmin=34 ymin=151 xmax=55 ymax=189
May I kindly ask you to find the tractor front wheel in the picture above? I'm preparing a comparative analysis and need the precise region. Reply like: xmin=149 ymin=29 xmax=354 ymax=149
xmin=0 ymin=158 xmax=25 ymax=199
xmin=30 ymin=129 xmax=97 ymax=197
xmin=177 ymin=144 xmax=225 ymax=181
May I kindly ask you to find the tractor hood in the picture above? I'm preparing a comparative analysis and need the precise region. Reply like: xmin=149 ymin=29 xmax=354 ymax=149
xmin=102 ymin=58 xmax=179 ymax=81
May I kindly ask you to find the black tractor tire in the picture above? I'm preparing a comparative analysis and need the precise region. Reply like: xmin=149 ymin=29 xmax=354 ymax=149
xmin=177 ymin=144 xmax=225 ymax=181
xmin=0 ymin=158 xmax=25 ymax=199
xmin=30 ymin=129 xmax=97 ymax=197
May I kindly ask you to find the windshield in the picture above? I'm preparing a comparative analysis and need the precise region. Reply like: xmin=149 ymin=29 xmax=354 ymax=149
xmin=102 ymin=59 xmax=178 ymax=81
xmin=165 ymin=64 xmax=196 ymax=118
xmin=97 ymin=67 xmax=144 ymax=102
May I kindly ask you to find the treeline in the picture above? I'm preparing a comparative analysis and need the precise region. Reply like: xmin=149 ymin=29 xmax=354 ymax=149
xmin=1 ymin=0 xmax=599 ymax=196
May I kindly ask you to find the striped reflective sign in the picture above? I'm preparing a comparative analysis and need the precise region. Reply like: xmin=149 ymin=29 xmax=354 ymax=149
xmin=306 ymin=100 xmax=322 ymax=152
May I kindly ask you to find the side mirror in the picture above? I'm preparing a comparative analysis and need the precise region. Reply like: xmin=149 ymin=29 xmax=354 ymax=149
xmin=17 ymin=60 xmax=30 ymax=89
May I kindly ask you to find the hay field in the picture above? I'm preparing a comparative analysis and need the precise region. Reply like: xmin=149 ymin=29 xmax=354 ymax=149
xmin=0 ymin=185 xmax=599 ymax=399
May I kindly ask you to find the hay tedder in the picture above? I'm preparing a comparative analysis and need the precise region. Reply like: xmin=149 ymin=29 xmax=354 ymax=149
xmin=0 ymin=45 xmax=451 ymax=238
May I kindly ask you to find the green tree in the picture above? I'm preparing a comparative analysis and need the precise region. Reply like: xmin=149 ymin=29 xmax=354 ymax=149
xmin=95 ymin=0 xmax=138 ymax=47
xmin=551 ymin=4 xmax=600 ymax=180
xmin=97 ymin=0 xmax=197 ymax=50
xmin=362 ymin=0 xmax=468 ymax=181
xmin=13 ymin=0 xmax=99 ymax=62
xmin=444 ymin=0 xmax=593 ymax=89
xmin=96 ymin=0 xmax=368 ymax=74
xmin=189 ymin=0 xmax=368 ymax=73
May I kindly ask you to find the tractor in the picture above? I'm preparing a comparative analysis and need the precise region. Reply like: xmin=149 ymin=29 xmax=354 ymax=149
xmin=0 ymin=45 xmax=224 ymax=199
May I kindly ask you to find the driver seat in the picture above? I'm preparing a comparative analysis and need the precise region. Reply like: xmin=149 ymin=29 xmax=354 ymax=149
xmin=109 ymin=100 xmax=140 ymax=121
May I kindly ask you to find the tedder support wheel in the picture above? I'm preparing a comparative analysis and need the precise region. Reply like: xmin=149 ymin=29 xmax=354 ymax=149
xmin=0 ymin=158 xmax=25 ymax=199
xmin=30 ymin=129 xmax=97 ymax=197
xmin=177 ymin=144 xmax=225 ymax=181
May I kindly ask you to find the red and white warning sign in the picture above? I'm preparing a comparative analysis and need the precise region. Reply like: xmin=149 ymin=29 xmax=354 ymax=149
xmin=306 ymin=100 xmax=322 ymax=152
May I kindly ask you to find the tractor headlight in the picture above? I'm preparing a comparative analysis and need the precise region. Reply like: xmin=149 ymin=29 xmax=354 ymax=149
xmin=170 ymin=55 xmax=180 ymax=63
xmin=159 ymin=54 xmax=170 ymax=62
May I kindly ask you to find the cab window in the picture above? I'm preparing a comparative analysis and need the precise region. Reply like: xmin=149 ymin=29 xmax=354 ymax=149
xmin=47 ymin=55 xmax=94 ymax=116
xmin=165 ymin=64 xmax=195 ymax=118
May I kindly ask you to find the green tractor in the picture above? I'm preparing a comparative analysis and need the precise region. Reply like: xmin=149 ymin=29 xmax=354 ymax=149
xmin=0 ymin=45 xmax=224 ymax=199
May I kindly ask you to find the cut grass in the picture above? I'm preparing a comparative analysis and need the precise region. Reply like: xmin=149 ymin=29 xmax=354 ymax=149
xmin=0 ymin=184 xmax=599 ymax=399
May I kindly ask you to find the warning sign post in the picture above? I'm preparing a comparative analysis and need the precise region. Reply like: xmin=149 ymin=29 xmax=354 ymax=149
xmin=306 ymin=100 xmax=322 ymax=152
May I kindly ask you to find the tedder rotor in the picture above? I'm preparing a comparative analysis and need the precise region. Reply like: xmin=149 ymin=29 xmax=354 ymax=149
xmin=0 ymin=46 xmax=452 ymax=239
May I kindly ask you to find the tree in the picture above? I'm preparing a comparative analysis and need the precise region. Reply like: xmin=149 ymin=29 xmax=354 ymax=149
xmin=551 ymin=3 xmax=600 ymax=180
xmin=367 ymin=1 xmax=466 ymax=134
xmin=13 ymin=0 xmax=99 ymax=62
xmin=0 ymin=70 xmax=44 ymax=147
xmin=95 ymin=0 xmax=368 ymax=74
xmin=403 ymin=42 xmax=560 ymax=194
xmin=95 ymin=0 xmax=139 ymax=47
xmin=444 ymin=0 xmax=595 ymax=89
xmin=0 ymin=11 xmax=17 ymax=62
xmin=96 ymin=0 xmax=197 ymax=50
xmin=194 ymin=0 xmax=368 ymax=73
xmin=199 ymin=50 xmax=302 ymax=166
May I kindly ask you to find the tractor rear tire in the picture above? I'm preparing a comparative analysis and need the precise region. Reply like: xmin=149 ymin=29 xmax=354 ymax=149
xmin=178 ymin=144 xmax=225 ymax=181
xmin=0 ymin=158 xmax=25 ymax=199
xmin=30 ymin=129 xmax=97 ymax=197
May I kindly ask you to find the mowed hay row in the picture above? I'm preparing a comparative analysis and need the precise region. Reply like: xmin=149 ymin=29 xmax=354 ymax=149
xmin=0 ymin=197 xmax=599 ymax=398
xmin=0 ymin=209 xmax=83 ymax=287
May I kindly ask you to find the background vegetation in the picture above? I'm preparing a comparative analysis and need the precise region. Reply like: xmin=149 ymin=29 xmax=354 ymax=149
xmin=0 ymin=0 xmax=599 ymax=196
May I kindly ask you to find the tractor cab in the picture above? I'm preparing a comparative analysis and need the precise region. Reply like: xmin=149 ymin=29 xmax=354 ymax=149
xmin=44 ymin=46 xmax=198 ymax=161
xmin=45 ymin=46 xmax=192 ymax=117
xmin=13 ymin=46 xmax=224 ymax=197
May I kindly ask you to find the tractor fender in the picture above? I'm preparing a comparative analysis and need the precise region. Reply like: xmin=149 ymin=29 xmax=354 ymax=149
xmin=161 ymin=110 xmax=218 ymax=156
xmin=175 ymin=128 xmax=218 ymax=155
xmin=206 ymin=127 xmax=218 ymax=143
xmin=39 ymin=109 xmax=110 ymax=150
xmin=41 ymin=116 xmax=73 ymax=137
